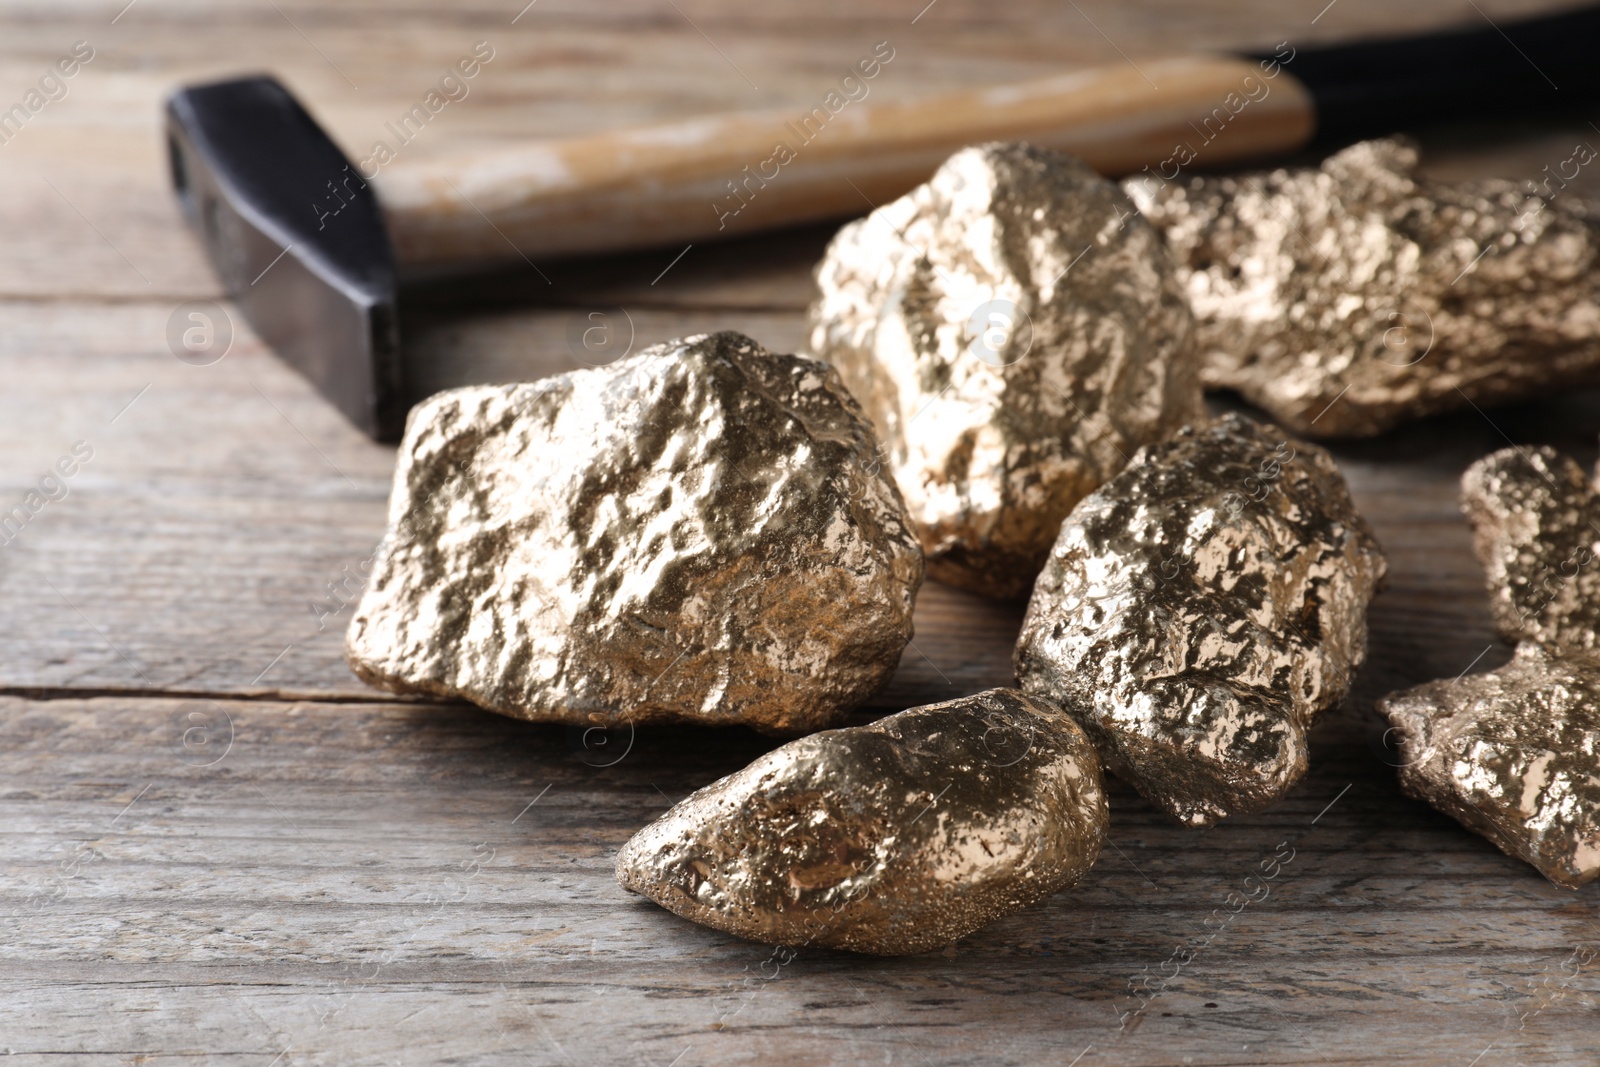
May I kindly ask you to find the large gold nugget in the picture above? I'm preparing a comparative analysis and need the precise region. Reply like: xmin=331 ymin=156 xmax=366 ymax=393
xmin=1462 ymin=445 xmax=1600 ymax=654
xmin=1380 ymin=643 xmax=1600 ymax=889
xmin=345 ymin=331 xmax=924 ymax=736
xmin=615 ymin=688 xmax=1107 ymax=955
xmin=1015 ymin=414 xmax=1386 ymax=827
xmin=809 ymin=142 xmax=1201 ymax=599
xmin=1128 ymin=138 xmax=1600 ymax=438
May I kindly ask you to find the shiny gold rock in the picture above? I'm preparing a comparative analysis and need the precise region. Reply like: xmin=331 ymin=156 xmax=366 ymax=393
xmin=1127 ymin=138 xmax=1600 ymax=438
xmin=345 ymin=331 xmax=924 ymax=735
xmin=1015 ymin=414 xmax=1386 ymax=826
xmin=809 ymin=142 xmax=1201 ymax=598
xmin=1462 ymin=444 xmax=1600 ymax=654
xmin=1380 ymin=642 xmax=1600 ymax=889
xmin=615 ymin=688 xmax=1107 ymax=955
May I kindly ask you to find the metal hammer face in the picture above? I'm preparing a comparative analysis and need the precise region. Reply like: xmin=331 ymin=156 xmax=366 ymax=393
xmin=167 ymin=77 xmax=404 ymax=440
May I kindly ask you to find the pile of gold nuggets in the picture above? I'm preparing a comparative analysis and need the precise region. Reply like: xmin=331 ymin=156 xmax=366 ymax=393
xmin=344 ymin=138 xmax=1600 ymax=954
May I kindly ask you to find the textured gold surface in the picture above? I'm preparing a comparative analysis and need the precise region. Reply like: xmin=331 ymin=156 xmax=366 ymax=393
xmin=1127 ymin=138 xmax=1600 ymax=438
xmin=345 ymin=331 xmax=924 ymax=735
xmin=1380 ymin=643 xmax=1600 ymax=889
xmin=1462 ymin=444 xmax=1600 ymax=654
xmin=1015 ymin=414 xmax=1386 ymax=827
xmin=615 ymin=688 xmax=1107 ymax=955
xmin=809 ymin=142 xmax=1201 ymax=598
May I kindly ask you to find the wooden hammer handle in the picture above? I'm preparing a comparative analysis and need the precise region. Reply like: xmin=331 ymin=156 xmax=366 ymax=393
xmin=374 ymin=55 xmax=1312 ymax=268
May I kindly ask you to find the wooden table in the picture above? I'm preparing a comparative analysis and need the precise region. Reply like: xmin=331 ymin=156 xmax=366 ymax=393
xmin=2 ymin=1 xmax=1596 ymax=1063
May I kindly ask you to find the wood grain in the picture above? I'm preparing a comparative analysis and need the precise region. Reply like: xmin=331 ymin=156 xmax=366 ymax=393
xmin=0 ymin=296 xmax=1558 ymax=710
xmin=1 ymin=696 xmax=1596 ymax=1066
xmin=2 ymin=1 xmax=1599 ymax=1064
xmin=380 ymin=56 xmax=1314 ymax=265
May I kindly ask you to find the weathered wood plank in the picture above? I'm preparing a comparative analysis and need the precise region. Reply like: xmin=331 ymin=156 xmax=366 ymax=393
xmin=1 ymin=696 xmax=1595 ymax=1066
xmin=0 ymin=295 xmax=1572 ymax=712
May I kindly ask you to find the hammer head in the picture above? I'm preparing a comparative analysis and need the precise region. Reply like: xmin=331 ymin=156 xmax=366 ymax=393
xmin=166 ymin=76 xmax=404 ymax=440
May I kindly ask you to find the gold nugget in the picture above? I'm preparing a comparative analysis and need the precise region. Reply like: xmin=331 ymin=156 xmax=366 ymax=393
xmin=1375 ymin=442 xmax=1600 ymax=889
xmin=1462 ymin=444 xmax=1600 ymax=654
xmin=1016 ymin=414 xmax=1386 ymax=826
xmin=346 ymin=331 xmax=924 ymax=735
xmin=1128 ymin=138 xmax=1600 ymax=438
xmin=615 ymin=688 xmax=1107 ymax=955
xmin=810 ymin=142 xmax=1201 ymax=598
xmin=1380 ymin=643 xmax=1600 ymax=889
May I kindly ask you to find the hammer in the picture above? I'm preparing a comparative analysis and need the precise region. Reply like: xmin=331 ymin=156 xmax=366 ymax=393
xmin=167 ymin=5 xmax=1600 ymax=440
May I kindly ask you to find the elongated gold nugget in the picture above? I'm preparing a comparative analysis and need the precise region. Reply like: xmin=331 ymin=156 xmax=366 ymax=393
xmin=1375 ymin=442 xmax=1600 ymax=889
xmin=1380 ymin=643 xmax=1600 ymax=889
xmin=809 ymin=142 xmax=1201 ymax=598
xmin=346 ymin=331 xmax=924 ymax=735
xmin=616 ymin=688 xmax=1107 ymax=955
xmin=1128 ymin=138 xmax=1600 ymax=438
xmin=1461 ymin=444 xmax=1600 ymax=654
xmin=1016 ymin=414 xmax=1386 ymax=826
